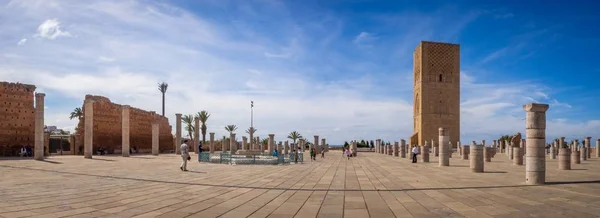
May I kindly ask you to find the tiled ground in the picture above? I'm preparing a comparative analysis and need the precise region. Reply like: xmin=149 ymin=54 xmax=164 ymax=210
xmin=0 ymin=151 xmax=599 ymax=218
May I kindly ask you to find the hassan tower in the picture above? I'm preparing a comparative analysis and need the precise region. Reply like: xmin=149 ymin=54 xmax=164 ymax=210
xmin=411 ymin=41 xmax=460 ymax=146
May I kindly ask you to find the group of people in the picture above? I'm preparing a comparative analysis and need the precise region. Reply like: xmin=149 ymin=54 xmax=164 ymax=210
xmin=19 ymin=146 xmax=33 ymax=157
xmin=308 ymin=147 xmax=325 ymax=161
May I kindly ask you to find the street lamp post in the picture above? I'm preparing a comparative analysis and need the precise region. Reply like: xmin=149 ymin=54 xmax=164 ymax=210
xmin=251 ymin=101 xmax=254 ymax=150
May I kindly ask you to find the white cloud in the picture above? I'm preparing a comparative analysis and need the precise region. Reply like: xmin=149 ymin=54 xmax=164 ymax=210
xmin=35 ymin=19 xmax=72 ymax=39
xmin=17 ymin=38 xmax=27 ymax=45
xmin=353 ymin=31 xmax=376 ymax=44
xmin=0 ymin=0 xmax=593 ymax=145
xmin=481 ymin=46 xmax=510 ymax=63
xmin=263 ymin=52 xmax=291 ymax=58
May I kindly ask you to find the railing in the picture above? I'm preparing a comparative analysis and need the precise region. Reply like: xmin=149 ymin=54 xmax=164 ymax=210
xmin=198 ymin=152 xmax=304 ymax=165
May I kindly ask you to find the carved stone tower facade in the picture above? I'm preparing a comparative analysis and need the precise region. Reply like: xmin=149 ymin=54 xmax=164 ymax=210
xmin=411 ymin=41 xmax=460 ymax=146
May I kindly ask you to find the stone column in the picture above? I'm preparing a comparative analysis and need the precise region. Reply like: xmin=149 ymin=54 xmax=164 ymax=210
xmin=400 ymin=139 xmax=406 ymax=158
xmin=83 ymin=99 xmax=94 ymax=159
xmin=572 ymin=148 xmax=580 ymax=164
xmin=209 ymin=132 xmax=215 ymax=153
xmin=152 ymin=122 xmax=159 ymax=155
xmin=352 ymin=141 xmax=357 ymax=156
xmin=314 ymin=135 xmax=320 ymax=154
xmin=173 ymin=135 xmax=176 ymax=153
xmin=493 ymin=140 xmax=497 ymax=151
xmin=376 ymin=139 xmax=381 ymax=154
xmin=461 ymin=144 xmax=469 ymax=160
xmin=32 ymin=93 xmax=45 ymax=160
xmin=222 ymin=136 xmax=228 ymax=152
xmin=580 ymin=147 xmax=586 ymax=162
xmin=484 ymin=146 xmax=492 ymax=162
xmin=175 ymin=113 xmax=182 ymax=155
xmin=457 ymin=141 xmax=462 ymax=157
xmin=242 ymin=136 xmax=247 ymax=151
xmin=121 ymin=105 xmax=130 ymax=157
xmin=194 ymin=117 xmax=200 ymax=153
xmin=470 ymin=141 xmax=484 ymax=173
xmin=321 ymin=139 xmax=326 ymax=153
xmin=521 ymin=139 xmax=526 ymax=155
xmin=230 ymin=133 xmax=237 ymax=153
xmin=597 ymin=139 xmax=600 ymax=158
xmin=299 ymin=139 xmax=304 ymax=152
xmin=558 ymin=148 xmax=571 ymax=170
xmin=524 ymin=103 xmax=549 ymax=185
xmin=68 ymin=135 xmax=76 ymax=155
xmin=447 ymin=141 xmax=452 ymax=158
xmin=268 ymin=134 xmax=275 ymax=153
xmin=258 ymin=138 xmax=263 ymax=151
xmin=584 ymin=137 xmax=591 ymax=159
xmin=278 ymin=141 xmax=283 ymax=155
xmin=508 ymin=143 xmax=514 ymax=160
xmin=438 ymin=128 xmax=449 ymax=166
xmin=384 ymin=143 xmax=388 ymax=155
xmin=513 ymin=147 xmax=523 ymax=165
xmin=393 ymin=142 xmax=399 ymax=157
xmin=551 ymin=140 xmax=557 ymax=158
xmin=421 ymin=141 xmax=429 ymax=162
xmin=284 ymin=141 xmax=289 ymax=155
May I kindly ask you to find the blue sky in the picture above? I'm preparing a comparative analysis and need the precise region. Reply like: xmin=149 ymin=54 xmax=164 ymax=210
xmin=1 ymin=0 xmax=598 ymax=145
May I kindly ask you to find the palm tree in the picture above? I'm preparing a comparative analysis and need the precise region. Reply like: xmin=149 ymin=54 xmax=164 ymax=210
xmin=182 ymin=114 xmax=195 ymax=141
xmin=158 ymin=82 xmax=168 ymax=116
xmin=261 ymin=138 xmax=269 ymax=146
xmin=197 ymin=111 xmax=210 ymax=144
xmin=69 ymin=107 xmax=83 ymax=120
xmin=245 ymin=127 xmax=257 ymax=148
xmin=287 ymin=131 xmax=302 ymax=146
xmin=225 ymin=125 xmax=238 ymax=134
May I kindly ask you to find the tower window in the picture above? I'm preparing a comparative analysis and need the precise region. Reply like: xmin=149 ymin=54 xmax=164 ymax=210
xmin=439 ymin=74 xmax=443 ymax=82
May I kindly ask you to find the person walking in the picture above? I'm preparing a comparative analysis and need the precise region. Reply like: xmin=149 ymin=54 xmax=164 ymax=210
xmin=412 ymin=145 xmax=419 ymax=163
xmin=345 ymin=148 xmax=351 ymax=160
xmin=321 ymin=149 xmax=325 ymax=158
xmin=180 ymin=139 xmax=190 ymax=171
xmin=309 ymin=148 xmax=314 ymax=161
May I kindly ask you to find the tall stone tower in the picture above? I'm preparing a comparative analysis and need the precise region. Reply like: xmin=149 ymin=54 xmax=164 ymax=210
xmin=411 ymin=41 xmax=460 ymax=146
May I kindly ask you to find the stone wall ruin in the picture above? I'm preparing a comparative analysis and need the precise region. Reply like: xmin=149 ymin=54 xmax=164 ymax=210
xmin=0 ymin=81 xmax=36 ymax=148
xmin=75 ymin=95 xmax=173 ymax=153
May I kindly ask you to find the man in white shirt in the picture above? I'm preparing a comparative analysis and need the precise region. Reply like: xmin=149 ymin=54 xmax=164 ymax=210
xmin=180 ymin=140 xmax=190 ymax=171
xmin=412 ymin=145 xmax=419 ymax=163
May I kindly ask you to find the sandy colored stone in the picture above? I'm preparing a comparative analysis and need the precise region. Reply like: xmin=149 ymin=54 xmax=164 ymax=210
xmin=411 ymin=41 xmax=460 ymax=147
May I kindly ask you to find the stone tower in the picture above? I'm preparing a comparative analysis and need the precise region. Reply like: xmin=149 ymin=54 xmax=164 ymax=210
xmin=410 ymin=41 xmax=460 ymax=146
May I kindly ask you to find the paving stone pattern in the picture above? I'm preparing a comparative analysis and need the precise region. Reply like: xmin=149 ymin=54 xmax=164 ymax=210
xmin=1 ymin=152 xmax=599 ymax=218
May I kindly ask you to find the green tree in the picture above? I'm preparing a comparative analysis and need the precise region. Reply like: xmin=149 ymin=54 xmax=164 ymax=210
xmin=225 ymin=125 xmax=238 ymax=134
xmin=158 ymin=82 xmax=168 ymax=116
xmin=182 ymin=114 xmax=195 ymax=141
xmin=69 ymin=107 xmax=83 ymax=120
xmin=196 ymin=110 xmax=210 ymax=144
xmin=287 ymin=131 xmax=303 ymax=145
xmin=245 ymin=127 xmax=257 ymax=137
xmin=344 ymin=141 xmax=349 ymax=148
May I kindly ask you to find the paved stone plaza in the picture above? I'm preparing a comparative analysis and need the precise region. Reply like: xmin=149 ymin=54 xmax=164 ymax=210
xmin=1 ymin=152 xmax=599 ymax=218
